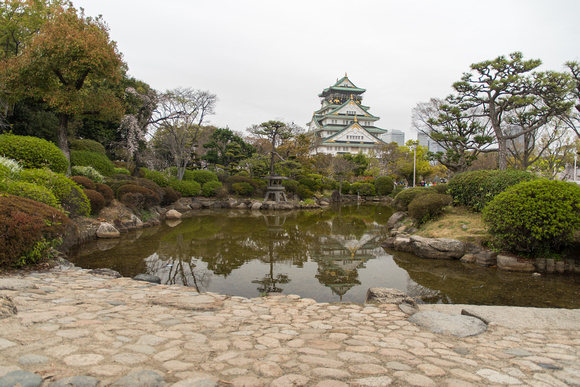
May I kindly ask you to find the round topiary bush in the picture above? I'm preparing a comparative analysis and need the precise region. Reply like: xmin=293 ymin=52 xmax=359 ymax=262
xmin=357 ymin=183 xmax=376 ymax=196
xmin=117 ymin=184 xmax=160 ymax=210
xmin=375 ymin=176 xmax=394 ymax=196
xmin=3 ymin=181 xmax=60 ymax=209
xmin=482 ymin=179 xmax=580 ymax=256
xmin=231 ymin=182 xmax=254 ymax=196
xmin=201 ymin=181 xmax=223 ymax=197
xmin=70 ymin=176 xmax=96 ymax=190
xmin=69 ymin=139 xmax=106 ymax=154
xmin=448 ymin=169 xmax=536 ymax=212
xmin=0 ymin=134 xmax=68 ymax=173
xmin=408 ymin=193 xmax=453 ymax=224
xmin=95 ymin=183 xmax=114 ymax=205
xmin=83 ymin=189 xmax=106 ymax=215
xmin=161 ymin=186 xmax=181 ymax=206
xmin=143 ymin=168 xmax=170 ymax=187
xmin=20 ymin=169 xmax=90 ymax=217
xmin=0 ymin=194 xmax=71 ymax=268
xmin=191 ymin=170 xmax=218 ymax=185
xmin=135 ymin=178 xmax=164 ymax=203
xmin=70 ymin=150 xmax=115 ymax=176
xmin=432 ymin=183 xmax=448 ymax=194
xmin=393 ymin=187 xmax=437 ymax=211
xmin=168 ymin=179 xmax=201 ymax=197
xmin=71 ymin=166 xmax=104 ymax=183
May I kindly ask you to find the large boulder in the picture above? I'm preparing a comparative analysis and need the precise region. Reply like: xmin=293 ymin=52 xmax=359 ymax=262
xmin=476 ymin=250 xmax=497 ymax=266
xmin=410 ymin=235 xmax=465 ymax=260
xmin=497 ymin=255 xmax=535 ymax=272
xmin=96 ymin=222 xmax=120 ymax=239
xmin=408 ymin=311 xmax=487 ymax=337
xmin=386 ymin=212 xmax=407 ymax=229
xmin=393 ymin=236 xmax=413 ymax=253
xmin=365 ymin=288 xmax=417 ymax=308
xmin=165 ymin=209 xmax=182 ymax=219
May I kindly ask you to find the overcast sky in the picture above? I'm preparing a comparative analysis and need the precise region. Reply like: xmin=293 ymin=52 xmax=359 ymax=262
xmin=73 ymin=0 xmax=580 ymax=140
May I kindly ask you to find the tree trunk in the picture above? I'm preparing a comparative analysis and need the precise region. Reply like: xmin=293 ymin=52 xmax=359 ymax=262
xmin=497 ymin=137 xmax=508 ymax=170
xmin=58 ymin=113 xmax=71 ymax=175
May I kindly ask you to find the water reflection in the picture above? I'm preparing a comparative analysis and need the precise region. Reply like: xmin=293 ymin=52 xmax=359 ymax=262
xmin=69 ymin=205 xmax=579 ymax=307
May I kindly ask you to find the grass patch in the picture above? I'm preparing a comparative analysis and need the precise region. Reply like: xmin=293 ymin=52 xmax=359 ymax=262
xmin=415 ymin=205 xmax=490 ymax=245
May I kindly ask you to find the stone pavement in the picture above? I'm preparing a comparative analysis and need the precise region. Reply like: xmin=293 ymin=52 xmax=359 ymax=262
xmin=0 ymin=266 xmax=579 ymax=386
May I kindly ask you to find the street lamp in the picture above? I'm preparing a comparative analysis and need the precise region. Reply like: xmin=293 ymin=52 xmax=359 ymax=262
xmin=412 ymin=142 xmax=417 ymax=187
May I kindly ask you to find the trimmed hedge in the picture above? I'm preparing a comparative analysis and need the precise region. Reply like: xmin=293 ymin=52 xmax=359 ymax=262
xmin=190 ymin=170 xmax=218 ymax=185
xmin=482 ymin=180 xmax=580 ymax=256
xmin=69 ymin=139 xmax=106 ymax=155
xmin=70 ymin=150 xmax=115 ymax=176
xmin=169 ymin=179 xmax=201 ymax=197
xmin=231 ymin=182 xmax=254 ymax=196
xmin=84 ymin=189 xmax=106 ymax=215
xmin=448 ymin=170 xmax=536 ymax=212
xmin=20 ymin=169 xmax=90 ymax=217
xmin=118 ymin=184 xmax=160 ymax=210
xmin=3 ymin=181 xmax=60 ymax=209
xmin=0 ymin=194 xmax=71 ymax=268
xmin=201 ymin=181 xmax=223 ymax=197
xmin=375 ymin=176 xmax=394 ymax=196
xmin=408 ymin=193 xmax=453 ymax=224
xmin=0 ymin=134 xmax=68 ymax=173
xmin=432 ymin=183 xmax=448 ymax=194
xmin=70 ymin=176 xmax=96 ymax=190
xmin=95 ymin=183 xmax=114 ymax=205
xmin=143 ymin=168 xmax=170 ymax=187
xmin=393 ymin=187 xmax=436 ymax=211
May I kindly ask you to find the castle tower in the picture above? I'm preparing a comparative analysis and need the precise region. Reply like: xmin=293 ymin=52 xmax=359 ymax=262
xmin=307 ymin=74 xmax=387 ymax=155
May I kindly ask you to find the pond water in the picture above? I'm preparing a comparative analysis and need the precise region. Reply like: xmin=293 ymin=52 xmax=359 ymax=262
xmin=69 ymin=205 xmax=580 ymax=308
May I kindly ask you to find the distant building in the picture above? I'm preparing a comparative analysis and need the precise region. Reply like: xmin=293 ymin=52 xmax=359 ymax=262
xmin=307 ymin=74 xmax=387 ymax=155
xmin=417 ymin=132 xmax=445 ymax=154
xmin=380 ymin=129 xmax=405 ymax=146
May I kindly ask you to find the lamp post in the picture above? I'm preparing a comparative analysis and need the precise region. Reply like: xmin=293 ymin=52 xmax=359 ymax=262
xmin=412 ymin=142 xmax=417 ymax=187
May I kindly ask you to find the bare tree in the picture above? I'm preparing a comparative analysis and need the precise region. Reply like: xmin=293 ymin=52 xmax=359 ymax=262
xmin=150 ymin=87 xmax=217 ymax=180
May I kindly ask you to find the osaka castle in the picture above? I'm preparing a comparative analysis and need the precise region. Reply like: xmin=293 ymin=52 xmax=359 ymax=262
xmin=307 ymin=74 xmax=387 ymax=155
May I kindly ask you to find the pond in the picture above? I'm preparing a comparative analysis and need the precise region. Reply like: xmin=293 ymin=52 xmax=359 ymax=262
xmin=69 ymin=205 xmax=580 ymax=308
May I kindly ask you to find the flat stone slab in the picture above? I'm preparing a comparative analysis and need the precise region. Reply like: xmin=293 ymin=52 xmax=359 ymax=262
xmin=408 ymin=311 xmax=487 ymax=337
xmin=0 ymin=279 xmax=38 ymax=291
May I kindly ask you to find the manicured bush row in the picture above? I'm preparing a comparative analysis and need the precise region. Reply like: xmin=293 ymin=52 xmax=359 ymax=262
xmin=408 ymin=193 xmax=453 ymax=224
xmin=448 ymin=170 xmax=535 ymax=212
xmin=0 ymin=134 xmax=68 ymax=173
xmin=483 ymin=179 xmax=580 ymax=256
xmin=0 ymin=194 xmax=71 ymax=268
xmin=393 ymin=187 xmax=437 ymax=211
xmin=70 ymin=150 xmax=115 ymax=176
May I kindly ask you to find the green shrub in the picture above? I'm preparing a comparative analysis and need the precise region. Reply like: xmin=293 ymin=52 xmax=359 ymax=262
xmin=391 ymin=185 xmax=404 ymax=198
xmin=118 ymin=184 xmax=160 ymax=210
xmin=0 ymin=194 xmax=71 ymax=268
xmin=169 ymin=179 xmax=201 ymax=197
xmin=482 ymin=180 xmax=580 ymax=256
xmin=69 ymin=139 xmax=106 ymax=154
xmin=408 ymin=193 xmax=453 ymax=224
xmin=201 ymin=181 xmax=223 ymax=197
xmin=298 ymin=177 xmax=320 ymax=192
xmin=393 ymin=187 xmax=437 ymax=211
xmin=70 ymin=176 xmax=96 ymax=190
xmin=108 ymin=174 xmax=135 ymax=181
xmin=432 ymin=183 xmax=448 ymax=194
xmin=20 ymin=169 xmax=90 ymax=217
xmin=134 ymin=178 xmax=164 ymax=203
xmin=0 ymin=134 xmax=68 ymax=173
xmin=231 ymin=182 xmax=254 ymax=196
xmin=448 ymin=169 xmax=536 ymax=212
xmin=297 ymin=185 xmax=314 ymax=199
xmin=191 ymin=170 xmax=218 ymax=185
xmin=143 ymin=168 xmax=170 ymax=187
xmin=0 ymin=156 xmax=22 ymax=181
xmin=83 ymin=189 xmax=106 ymax=215
xmin=226 ymin=175 xmax=262 ymax=192
xmin=161 ymin=186 xmax=181 ymax=206
xmin=341 ymin=181 xmax=351 ymax=195
xmin=70 ymin=150 xmax=115 ymax=176
xmin=113 ymin=167 xmax=130 ymax=175
xmin=3 ymin=181 xmax=60 ymax=209
xmin=375 ymin=176 xmax=394 ymax=196
xmin=282 ymin=180 xmax=299 ymax=194
xmin=95 ymin=183 xmax=114 ymax=205
xmin=358 ymin=183 xmax=376 ymax=196
xmin=71 ymin=166 xmax=104 ymax=183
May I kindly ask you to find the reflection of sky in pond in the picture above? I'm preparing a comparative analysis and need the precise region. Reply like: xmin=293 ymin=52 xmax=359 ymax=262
xmin=70 ymin=206 xmax=580 ymax=308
